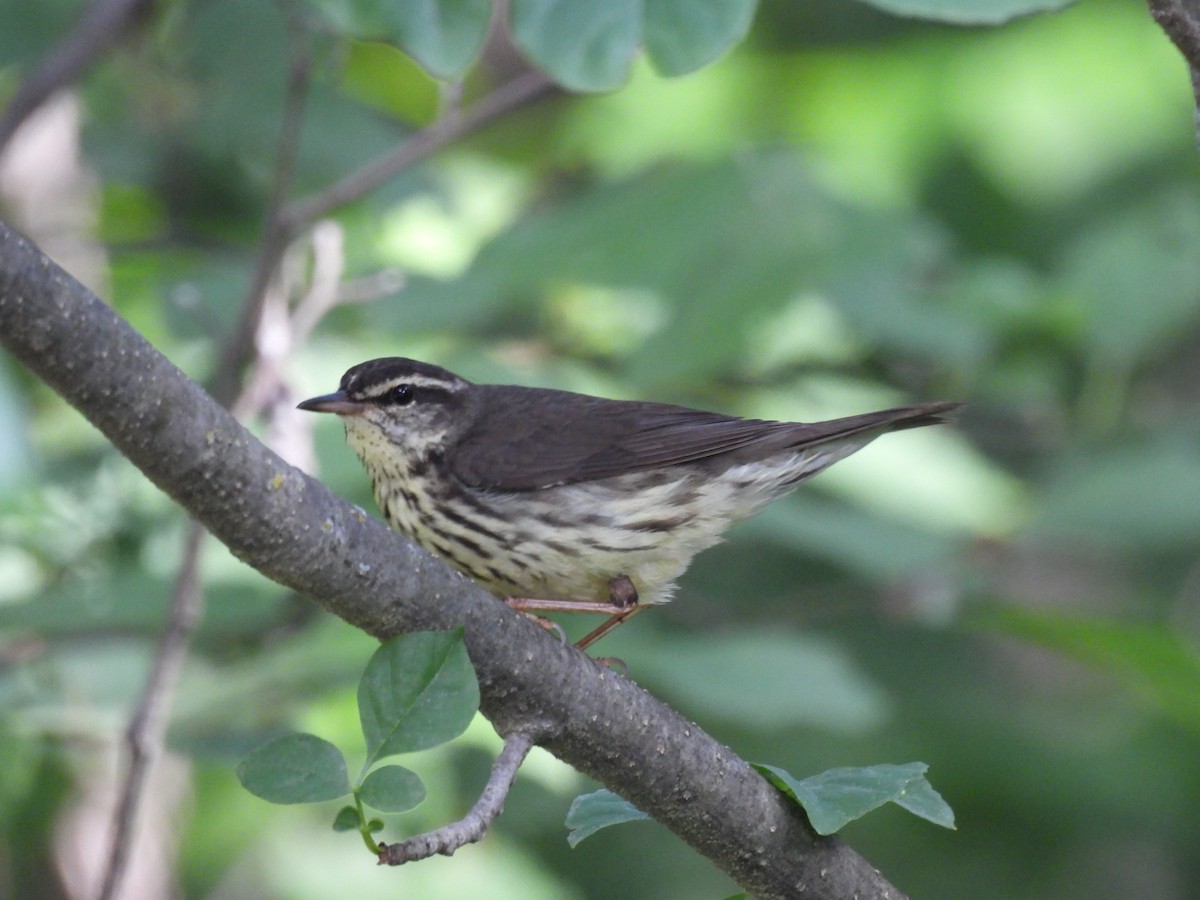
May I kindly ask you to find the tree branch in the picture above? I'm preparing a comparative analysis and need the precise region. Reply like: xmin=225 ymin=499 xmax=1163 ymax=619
xmin=1147 ymin=0 xmax=1200 ymax=142
xmin=0 ymin=222 xmax=905 ymax=900
xmin=377 ymin=730 xmax=539 ymax=865
xmin=280 ymin=71 xmax=557 ymax=233
xmin=0 ymin=0 xmax=156 ymax=154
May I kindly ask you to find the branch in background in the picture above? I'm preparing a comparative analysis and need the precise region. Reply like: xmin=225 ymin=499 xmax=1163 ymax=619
xmin=378 ymin=731 xmax=539 ymax=866
xmin=97 ymin=20 xmax=339 ymax=893
xmin=0 ymin=223 xmax=904 ymax=900
xmin=280 ymin=71 xmax=558 ymax=232
xmin=0 ymin=0 xmax=156 ymax=154
xmin=96 ymin=523 xmax=205 ymax=900
xmin=1147 ymin=0 xmax=1200 ymax=141
xmin=213 ymin=65 xmax=557 ymax=404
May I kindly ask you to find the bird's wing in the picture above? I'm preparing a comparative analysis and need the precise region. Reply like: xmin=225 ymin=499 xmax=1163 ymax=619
xmin=449 ymin=384 xmax=958 ymax=491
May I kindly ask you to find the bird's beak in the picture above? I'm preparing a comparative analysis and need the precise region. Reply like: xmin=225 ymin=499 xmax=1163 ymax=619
xmin=297 ymin=391 xmax=364 ymax=415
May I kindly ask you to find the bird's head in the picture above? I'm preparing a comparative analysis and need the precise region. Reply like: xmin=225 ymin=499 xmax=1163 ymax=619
xmin=298 ymin=357 xmax=474 ymax=460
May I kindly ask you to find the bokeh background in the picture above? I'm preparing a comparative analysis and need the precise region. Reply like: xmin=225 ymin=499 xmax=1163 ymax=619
xmin=3 ymin=0 xmax=1200 ymax=898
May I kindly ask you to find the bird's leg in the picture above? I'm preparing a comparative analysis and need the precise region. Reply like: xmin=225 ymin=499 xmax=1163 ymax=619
xmin=503 ymin=574 xmax=642 ymax=649
xmin=576 ymin=575 xmax=642 ymax=650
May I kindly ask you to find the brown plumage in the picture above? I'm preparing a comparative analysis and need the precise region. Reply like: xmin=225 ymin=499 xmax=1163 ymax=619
xmin=301 ymin=358 xmax=961 ymax=646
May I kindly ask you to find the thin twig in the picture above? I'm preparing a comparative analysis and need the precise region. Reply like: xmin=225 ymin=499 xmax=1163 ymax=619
xmin=214 ymin=69 xmax=557 ymax=403
xmin=0 ymin=0 xmax=155 ymax=154
xmin=377 ymin=731 xmax=538 ymax=865
xmin=1146 ymin=0 xmax=1200 ymax=143
xmin=96 ymin=15 xmax=318 ymax=895
xmin=281 ymin=71 xmax=557 ymax=232
xmin=1148 ymin=0 xmax=1200 ymax=70
xmin=95 ymin=522 xmax=205 ymax=900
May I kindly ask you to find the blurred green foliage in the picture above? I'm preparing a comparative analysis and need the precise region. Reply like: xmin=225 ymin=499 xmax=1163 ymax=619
xmin=3 ymin=0 xmax=1200 ymax=898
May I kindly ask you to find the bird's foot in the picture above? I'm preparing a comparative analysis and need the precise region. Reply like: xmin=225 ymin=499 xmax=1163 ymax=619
xmin=503 ymin=574 xmax=643 ymax=650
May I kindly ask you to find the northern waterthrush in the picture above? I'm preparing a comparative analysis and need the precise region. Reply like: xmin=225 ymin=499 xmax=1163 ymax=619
xmin=299 ymin=358 xmax=959 ymax=647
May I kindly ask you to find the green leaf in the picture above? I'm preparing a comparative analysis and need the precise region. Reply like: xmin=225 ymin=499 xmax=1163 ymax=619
xmin=331 ymin=805 xmax=360 ymax=831
xmin=1056 ymin=190 xmax=1200 ymax=364
xmin=617 ymin=628 xmax=889 ymax=734
xmin=1031 ymin=435 xmax=1200 ymax=552
xmin=308 ymin=0 xmax=492 ymax=79
xmin=358 ymin=765 xmax=427 ymax=813
xmin=509 ymin=0 xmax=755 ymax=92
xmin=854 ymin=0 xmax=1074 ymax=25
xmin=978 ymin=605 xmax=1200 ymax=733
xmin=565 ymin=789 xmax=650 ymax=847
xmin=341 ymin=40 xmax=441 ymax=125
xmin=236 ymin=734 xmax=351 ymax=804
xmin=755 ymin=762 xmax=955 ymax=835
xmin=510 ymin=0 xmax=640 ymax=91
xmin=358 ymin=629 xmax=480 ymax=766
xmin=643 ymin=0 xmax=757 ymax=78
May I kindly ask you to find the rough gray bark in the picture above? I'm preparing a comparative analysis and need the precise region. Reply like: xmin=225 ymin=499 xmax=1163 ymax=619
xmin=0 ymin=221 xmax=905 ymax=900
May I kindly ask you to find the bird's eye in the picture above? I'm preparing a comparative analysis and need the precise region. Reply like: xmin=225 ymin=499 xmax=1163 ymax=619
xmin=387 ymin=384 xmax=415 ymax=406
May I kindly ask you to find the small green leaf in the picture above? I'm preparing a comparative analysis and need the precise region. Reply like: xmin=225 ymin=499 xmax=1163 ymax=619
xmin=510 ymin=0 xmax=640 ymax=91
xmin=236 ymin=734 xmax=351 ymax=805
xmin=306 ymin=0 xmax=492 ymax=79
xmin=359 ymin=765 xmax=427 ymax=813
xmin=332 ymin=805 xmax=360 ymax=832
xmin=509 ymin=0 xmax=756 ymax=91
xmin=358 ymin=629 xmax=480 ymax=766
xmin=369 ymin=819 xmax=385 ymax=833
xmin=643 ymin=0 xmax=756 ymax=78
xmin=755 ymin=762 xmax=955 ymax=835
xmin=565 ymin=789 xmax=650 ymax=847
xmin=854 ymin=0 xmax=1073 ymax=25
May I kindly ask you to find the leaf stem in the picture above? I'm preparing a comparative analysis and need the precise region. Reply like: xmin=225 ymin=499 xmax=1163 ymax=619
xmin=353 ymin=789 xmax=382 ymax=855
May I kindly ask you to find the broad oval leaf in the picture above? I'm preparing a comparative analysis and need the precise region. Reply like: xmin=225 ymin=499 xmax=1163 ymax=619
xmin=565 ymin=789 xmax=650 ymax=847
xmin=358 ymin=629 xmax=480 ymax=765
xmin=236 ymin=733 xmax=351 ymax=804
xmin=359 ymin=764 xmax=427 ymax=812
xmin=755 ymin=762 xmax=955 ymax=835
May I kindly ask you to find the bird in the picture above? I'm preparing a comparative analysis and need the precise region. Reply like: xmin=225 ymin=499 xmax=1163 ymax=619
xmin=299 ymin=357 xmax=960 ymax=648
